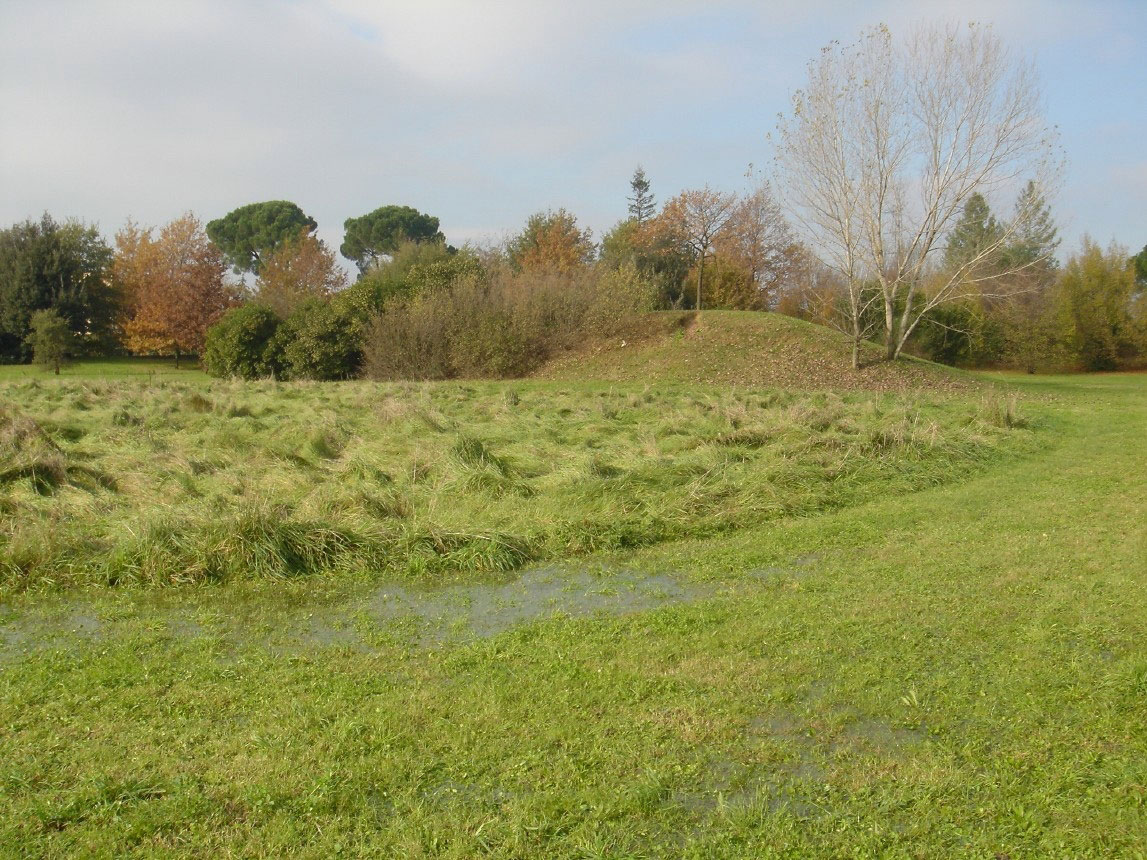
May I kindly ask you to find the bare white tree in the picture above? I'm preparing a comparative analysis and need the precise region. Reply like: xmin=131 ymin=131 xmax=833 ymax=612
xmin=772 ymin=23 xmax=1063 ymax=366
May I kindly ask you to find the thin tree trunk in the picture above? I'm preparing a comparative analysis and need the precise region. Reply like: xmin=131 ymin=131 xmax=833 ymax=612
xmin=696 ymin=256 xmax=704 ymax=311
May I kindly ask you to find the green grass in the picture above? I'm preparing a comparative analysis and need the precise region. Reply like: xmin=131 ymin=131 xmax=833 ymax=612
xmin=0 ymin=357 xmax=209 ymax=382
xmin=1 ymin=371 xmax=1144 ymax=856
xmin=539 ymin=310 xmax=980 ymax=394
xmin=0 ymin=374 xmax=1023 ymax=591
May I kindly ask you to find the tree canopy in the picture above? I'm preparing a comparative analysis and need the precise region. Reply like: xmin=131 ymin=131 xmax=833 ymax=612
xmin=1055 ymin=238 xmax=1140 ymax=371
xmin=0 ymin=214 xmax=116 ymax=361
xmin=206 ymin=201 xmax=317 ymax=274
xmin=657 ymin=187 xmax=737 ymax=309
xmin=507 ymin=209 xmax=595 ymax=274
xmin=773 ymin=22 xmax=1062 ymax=365
xmin=340 ymin=206 xmax=445 ymax=273
xmin=27 ymin=309 xmax=73 ymax=375
xmin=945 ymin=194 xmax=1003 ymax=271
xmin=1131 ymin=246 xmax=1147 ymax=288
xmin=254 ymin=233 xmax=347 ymax=319
xmin=1004 ymin=181 xmax=1061 ymax=270
xmin=118 ymin=214 xmax=239 ymax=363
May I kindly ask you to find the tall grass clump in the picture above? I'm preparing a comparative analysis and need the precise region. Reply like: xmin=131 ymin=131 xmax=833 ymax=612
xmin=0 ymin=376 xmax=1032 ymax=592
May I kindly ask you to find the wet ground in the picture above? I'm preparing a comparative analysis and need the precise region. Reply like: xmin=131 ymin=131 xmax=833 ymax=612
xmin=0 ymin=562 xmax=733 ymax=660
xmin=0 ymin=553 xmax=935 ymax=824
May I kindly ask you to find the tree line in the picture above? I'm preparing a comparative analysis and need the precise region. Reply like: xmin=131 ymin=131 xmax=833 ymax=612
xmin=2 ymin=22 xmax=1145 ymax=377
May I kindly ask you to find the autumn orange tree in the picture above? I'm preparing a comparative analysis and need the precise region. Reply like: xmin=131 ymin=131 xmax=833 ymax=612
xmin=254 ymin=232 xmax=347 ymax=319
xmin=507 ymin=209 xmax=595 ymax=274
xmin=115 ymin=214 xmax=237 ymax=365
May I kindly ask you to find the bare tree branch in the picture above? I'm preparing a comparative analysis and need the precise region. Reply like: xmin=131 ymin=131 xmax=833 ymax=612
xmin=772 ymin=22 xmax=1064 ymax=366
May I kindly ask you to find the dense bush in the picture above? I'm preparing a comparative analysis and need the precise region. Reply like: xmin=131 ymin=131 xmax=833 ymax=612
xmin=204 ymin=298 xmax=361 ymax=381
xmin=364 ymin=275 xmax=547 ymax=380
xmin=272 ymin=298 xmax=361 ymax=380
xmin=341 ymin=241 xmax=482 ymax=321
xmin=362 ymin=264 xmax=659 ymax=380
xmin=910 ymin=301 xmax=1007 ymax=368
xmin=1053 ymin=238 xmax=1143 ymax=371
xmin=584 ymin=262 xmax=660 ymax=335
xmin=202 ymin=304 xmax=281 ymax=379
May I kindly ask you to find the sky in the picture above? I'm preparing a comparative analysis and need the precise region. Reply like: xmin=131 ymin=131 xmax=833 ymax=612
xmin=2 ymin=0 xmax=1145 ymax=268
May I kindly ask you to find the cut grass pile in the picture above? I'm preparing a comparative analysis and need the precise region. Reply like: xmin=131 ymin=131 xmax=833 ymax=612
xmin=0 ymin=375 xmax=1028 ymax=590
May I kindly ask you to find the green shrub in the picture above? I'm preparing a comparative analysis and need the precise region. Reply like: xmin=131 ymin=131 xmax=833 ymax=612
xmin=362 ymin=266 xmax=657 ymax=381
xmin=273 ymin=299 xmax=361 ymax=380
xmin=202 ymin=304 xmax=281 ymax=379
xmin=343 ymin=241 xmax=482 ymax=318
xmin=26 ymin=309 xmax=75 ymax=375
xmin=585 ymin=262 xmax=659 ymax=336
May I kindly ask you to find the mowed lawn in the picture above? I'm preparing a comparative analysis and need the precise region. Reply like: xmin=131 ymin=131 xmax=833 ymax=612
xmin=0 ymin=358 xmax=208 ymax=383
xmin=0 ymin=373 xmax=1144 ymax=857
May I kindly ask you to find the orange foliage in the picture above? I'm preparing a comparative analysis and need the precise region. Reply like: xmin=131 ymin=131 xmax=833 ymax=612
xmin=116 ymin=214 xmax=238 ymax=359
xmin=254 ymin=232 xmax=347 ymax=319
xmin=510 ymin=209 xmax=595 ymax=274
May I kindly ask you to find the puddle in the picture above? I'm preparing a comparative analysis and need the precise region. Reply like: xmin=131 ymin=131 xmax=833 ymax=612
xmin=264 ymin=566 xmax=715 ymax=654
xmin=364 ymin=566 xmax=712 ymax=646
xmin=672 ymin=755 xmax=822 ymax=819
xmin=422 ymin=779 xmax=515 ymax=810
xmin=1 ymin=566 xmax=716 ymax=661
xmin=273 ymin=614 xmax=367 ymax=654
xmin=721 ymin=689 xmax=930 ymax=821
xmin=839 ymin=718 xmax=928 ymax=752
xmin=3 ymin=552 xmax=841 ymax=660
xmin=745 ymin=712 xmax=829 ymax=784
xmin=166 ymin=614 xmax=206 ymax=639
xmin=745 ymin=553 xmax=822 ymax=583
xmin=0 ymin=606 xmax=103 ymax=663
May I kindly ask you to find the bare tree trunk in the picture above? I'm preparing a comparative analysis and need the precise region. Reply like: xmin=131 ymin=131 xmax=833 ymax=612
xmin=696 ymin=256 xmax=704 ymax=311
xmin=850 ymin=305 xmax=865 ymax=369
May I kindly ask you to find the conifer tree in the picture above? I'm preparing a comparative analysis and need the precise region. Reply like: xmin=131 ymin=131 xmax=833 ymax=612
xmin=944 ymin=194 xmax=1002 ymax=271
xmin=1005 ymin=180 xmax=1060 ymax=269
xmin=627 ymin=166 xmax=656 ymax=224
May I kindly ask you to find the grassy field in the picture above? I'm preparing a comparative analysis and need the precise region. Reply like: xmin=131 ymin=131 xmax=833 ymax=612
xmin=1 ymin=362 xmax=1144 ymax=856
xmin=0 ymin=357 xmax=208 ymax=383
xmin=0 ymin=372 xmax=1022 ymax=591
